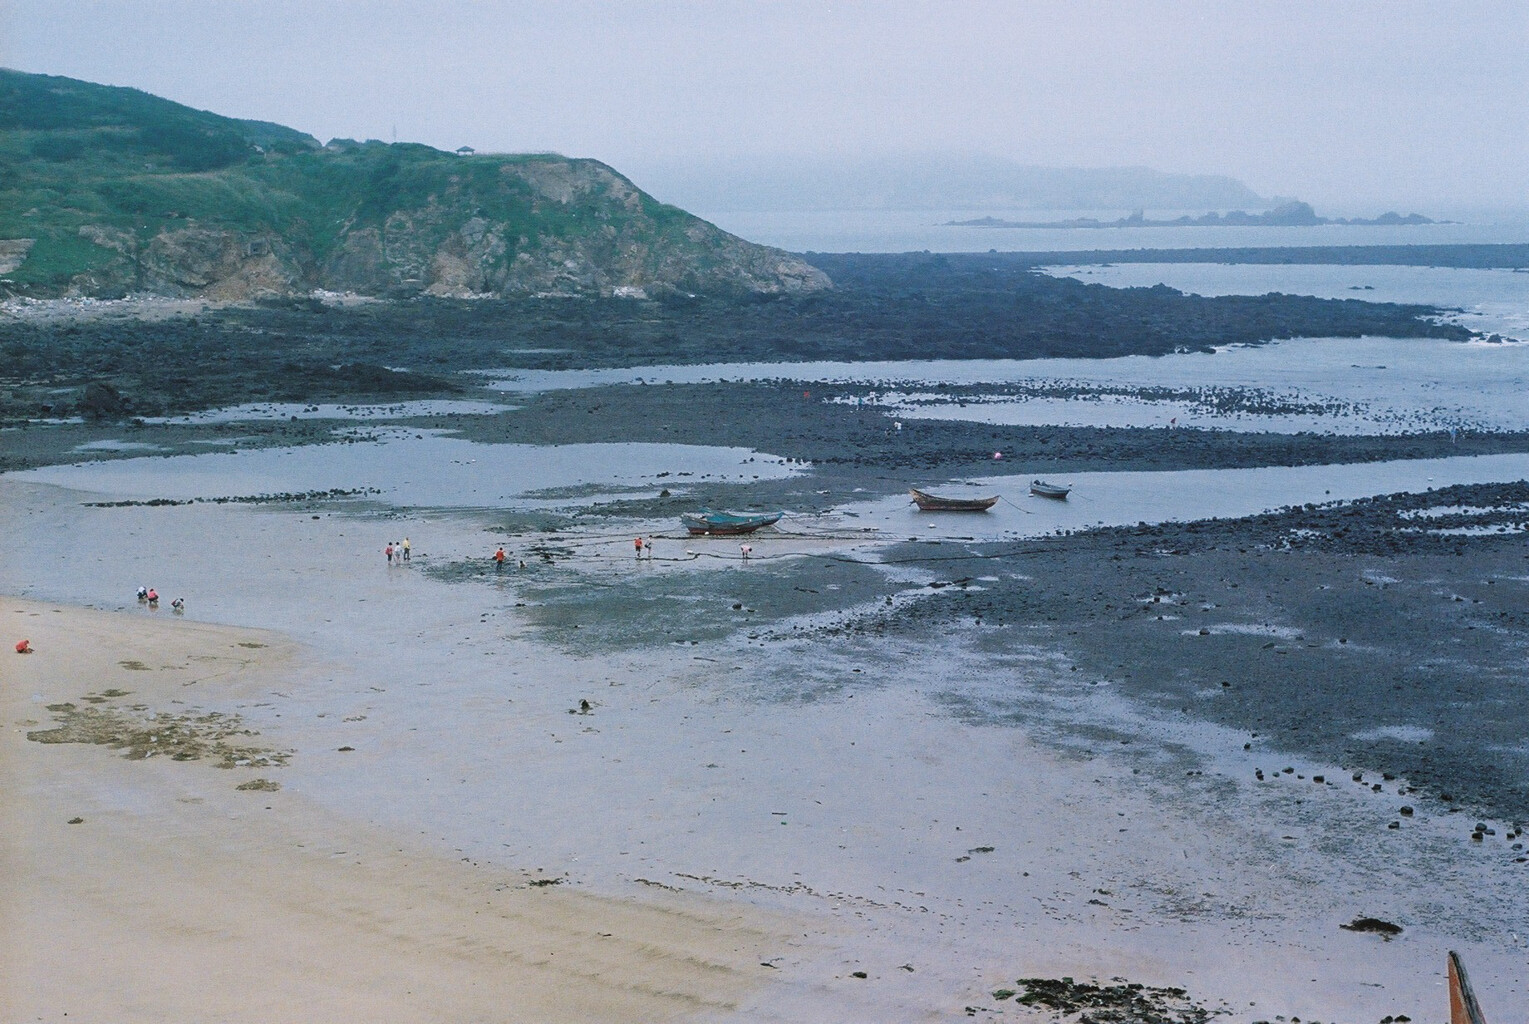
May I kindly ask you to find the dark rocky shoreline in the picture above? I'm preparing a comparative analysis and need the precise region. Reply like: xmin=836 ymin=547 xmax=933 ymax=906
xmin=9 ymin=377 xmax=1528 ymax=483
xmin=0 ymin=251 xmax=1469 ymax=425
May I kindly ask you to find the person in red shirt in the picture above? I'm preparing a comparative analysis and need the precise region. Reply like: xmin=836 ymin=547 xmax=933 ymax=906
xmin=493 ymin=546 xmax=507 ymax=570
xmin=15 ymin=639 xmax=31 ymax=654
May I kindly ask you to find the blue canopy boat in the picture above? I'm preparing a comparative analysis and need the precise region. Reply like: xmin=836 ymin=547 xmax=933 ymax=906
xmin=680 ymin=509 xmax=784 ymax=535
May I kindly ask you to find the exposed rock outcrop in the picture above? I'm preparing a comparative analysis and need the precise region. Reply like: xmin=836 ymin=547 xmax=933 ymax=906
xmin=0 ymin=238 xmax=34 ymax=276
xmin=58 ymin=157 xmax=828 ymax=302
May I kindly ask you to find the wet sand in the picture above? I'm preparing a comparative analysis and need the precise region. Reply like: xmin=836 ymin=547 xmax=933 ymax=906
xmin=3 ymin=473 xmax=1527 ymax=1020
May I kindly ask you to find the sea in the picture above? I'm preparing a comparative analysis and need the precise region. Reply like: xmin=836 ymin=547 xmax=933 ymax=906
xmin=696 ymin=206 xmax=1529 ymax=255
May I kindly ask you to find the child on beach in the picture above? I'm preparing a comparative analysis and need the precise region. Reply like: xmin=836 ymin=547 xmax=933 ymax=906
xmin=385 ymin=543 xmax=394 ymax=564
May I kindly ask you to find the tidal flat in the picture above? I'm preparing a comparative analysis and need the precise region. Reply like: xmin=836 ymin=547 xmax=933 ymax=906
xmin=3 ymin=254 xmax=1527 ymax=1021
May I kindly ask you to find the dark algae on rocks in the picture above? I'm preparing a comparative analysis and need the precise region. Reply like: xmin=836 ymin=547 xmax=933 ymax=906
xmin=0 ymin=250 xmax=1469 ymax=426
xmin=990 ymin=977 xmax=1224 ymax=1024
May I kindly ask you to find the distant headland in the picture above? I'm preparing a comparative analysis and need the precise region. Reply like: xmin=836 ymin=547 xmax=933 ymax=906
xmin=947 ymin=201 xmax=1439 ymax=229
xmin=0 ymin=68 xmax=830 ymax=301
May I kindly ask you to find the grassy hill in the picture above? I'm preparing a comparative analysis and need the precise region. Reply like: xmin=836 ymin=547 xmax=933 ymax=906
xmin=0 ymin=69 xmax=828 ymax=299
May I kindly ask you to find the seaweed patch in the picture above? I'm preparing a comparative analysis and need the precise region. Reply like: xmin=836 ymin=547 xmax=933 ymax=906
xmin=27 ymin=694 xmax=289 ymax=769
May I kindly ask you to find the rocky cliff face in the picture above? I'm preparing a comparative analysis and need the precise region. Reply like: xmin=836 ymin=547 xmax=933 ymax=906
xmin=51 ymin=157 xmax=829 ymax=302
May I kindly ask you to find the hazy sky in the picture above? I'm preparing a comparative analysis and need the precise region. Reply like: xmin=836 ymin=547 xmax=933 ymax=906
xmin=2 ymin=0 xmax=1524 ymax=210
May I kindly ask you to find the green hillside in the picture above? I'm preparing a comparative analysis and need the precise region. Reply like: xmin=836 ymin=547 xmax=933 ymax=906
xmin=0 ymin=68 xmax=827 ymax=298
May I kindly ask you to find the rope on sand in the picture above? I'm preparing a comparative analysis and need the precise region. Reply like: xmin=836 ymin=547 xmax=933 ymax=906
xmin=999 ymin=495 xmax=1034 ymax=514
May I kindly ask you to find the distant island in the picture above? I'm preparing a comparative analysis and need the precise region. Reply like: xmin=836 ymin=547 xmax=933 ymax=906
xmin=947 ymin=201 xmax=1438 ymax=229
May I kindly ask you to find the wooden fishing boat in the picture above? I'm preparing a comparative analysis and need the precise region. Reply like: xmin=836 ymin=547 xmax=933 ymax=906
xmin=1029 ymin=479 xmax=1071 ymax=499
xmin=909 ymin=488 xmax=999 ymax=512
xmin=680 ymin=509 xmax=784 ymax=535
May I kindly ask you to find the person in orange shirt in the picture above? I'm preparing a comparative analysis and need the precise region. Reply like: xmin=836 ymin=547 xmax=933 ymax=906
xmin=493 ymin=546 xmax=507 ymax=570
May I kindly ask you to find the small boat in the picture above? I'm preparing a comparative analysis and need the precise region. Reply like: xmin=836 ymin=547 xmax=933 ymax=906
xmin=1030 ymin=479 xmax=1071 ymax=499
xmin=909 ymin=488 xmax=998 ymax=512
xmin=680 ymin=509 xmax=784 ymax=535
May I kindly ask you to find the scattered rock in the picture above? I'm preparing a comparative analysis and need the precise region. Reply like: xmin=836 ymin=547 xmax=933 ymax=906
xmin=1009 ymin=976 xmax=1220 ymax=1024
xmin=1340 ymin=916 xmax=1403 ymax=938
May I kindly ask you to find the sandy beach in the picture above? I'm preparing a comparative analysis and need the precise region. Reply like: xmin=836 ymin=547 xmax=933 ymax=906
xmin=0 ymin=596 xmax=820 ymax=1023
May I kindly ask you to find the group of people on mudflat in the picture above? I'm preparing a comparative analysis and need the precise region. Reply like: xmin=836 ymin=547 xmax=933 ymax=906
xmin=383 ymin=537 xmax=411 ymax=564
xmin=135 ymin=586 xmax=183 ymax=612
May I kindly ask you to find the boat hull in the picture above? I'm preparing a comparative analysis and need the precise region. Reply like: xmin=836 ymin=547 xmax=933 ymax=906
xmin=680 ymin=510 xmax=783 ymax=535
xmin=1030 ymin=480 xmax=1070 ymax=499
xmin=909 ymin=488 xmax=999 ymax=512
